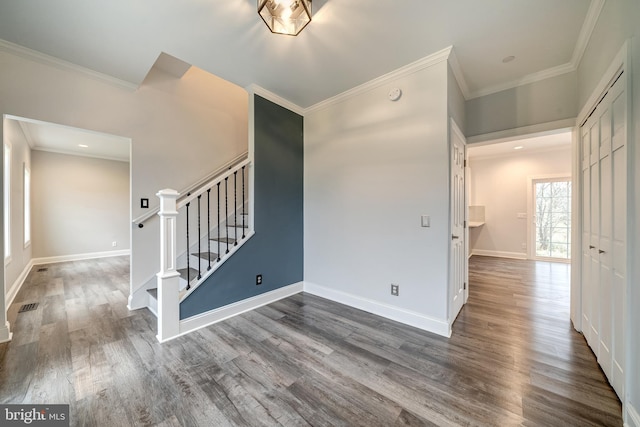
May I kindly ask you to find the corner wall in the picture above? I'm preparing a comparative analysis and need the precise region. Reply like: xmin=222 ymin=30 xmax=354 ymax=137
xmin=304 ymin=60 xmax=451 ymax=335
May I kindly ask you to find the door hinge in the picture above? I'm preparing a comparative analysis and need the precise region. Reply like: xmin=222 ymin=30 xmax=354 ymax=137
xmin=464 ymin=220 xmax=467 ymax=228
xmin=464 ymin=159 xmax=467 ymax=167
xmin=464 ymin=282 xmax=467 ymax=290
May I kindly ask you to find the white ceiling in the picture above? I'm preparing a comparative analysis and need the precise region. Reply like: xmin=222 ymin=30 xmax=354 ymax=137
xmin=468 ymin=131 xmax=572 ymax=159
xmin=15 ymin=118 xmax=130 ymax=162
xmin=0 ymin=0 xmax=598 ymax=109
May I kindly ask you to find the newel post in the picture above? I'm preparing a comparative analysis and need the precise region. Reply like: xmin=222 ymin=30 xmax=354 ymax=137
xmin=156 ymin=189 xmax=180 ymax=342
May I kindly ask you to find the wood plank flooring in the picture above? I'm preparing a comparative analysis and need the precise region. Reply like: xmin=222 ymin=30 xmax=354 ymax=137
xmin=0 ymin=255 xmax=622 ymax=426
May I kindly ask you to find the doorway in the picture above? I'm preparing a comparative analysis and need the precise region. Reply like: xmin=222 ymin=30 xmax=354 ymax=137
xmin=2 ymin=115 xmax=132 ymax=312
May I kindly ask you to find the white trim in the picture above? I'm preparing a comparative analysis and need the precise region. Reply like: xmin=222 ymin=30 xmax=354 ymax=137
xmin=470 ymin=250 xmax=527 ymax=260
xmin=31 ymin=146 xmax=129 ymax=163
xmin=6 ymin=259 xmax=34 ymax=309
xmin=577 ymin=41 xmax=629 ymax=125
xmin=32 ymin=249 xmax=130 ymax=266
xmin=0 ymin=322 xmax=11 ymax=343
xmin=167 ymin=282 xmax=304 ymax=343
xmin=0 ymin=39 xmax=138 ymax=91
xmin=467 ymin=118 xmax=576 ymax=145
xmin=467 ymin=62 xmax=576 ymax=100
xmin=466 ymin=0 xmax=605 ymax=100
xmin=303 ymin=281 xmax=451 ymax=338
xmin=626 ymin=403 xmax=640 ymax=427
xmin=247 ymin=84 xmax=305 ymax=116
xmin=305 ymin=46 xmax=453 ymax=114
xmin=571 ymin=0 xmax=606 ymax=69
xmin=447 ymin=48 xmax=470 ymax=100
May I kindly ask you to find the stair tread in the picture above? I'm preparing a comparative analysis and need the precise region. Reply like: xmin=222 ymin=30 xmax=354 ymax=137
xmin=226 ymin=224 xmax=248 ymax=228
xmin=191 ymin=251 xmax=219 ymax=260
xmin=210 ymin=237 xmax=236 ymax=244
xmin=177 ymin=267 xmax=199 ymax=282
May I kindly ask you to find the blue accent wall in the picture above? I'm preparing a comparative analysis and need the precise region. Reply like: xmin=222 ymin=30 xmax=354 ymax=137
xmin=180 ymin=95 xmax=303 ymax=319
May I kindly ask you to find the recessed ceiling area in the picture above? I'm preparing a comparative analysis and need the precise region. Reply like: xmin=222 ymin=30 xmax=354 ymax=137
xmin=14 ymin=118 xmax=130 ymax=162
xmin=468 ymin=131 xmax=572 ymax=159
xmin=0 ymin=0 xmax=599 ymax=108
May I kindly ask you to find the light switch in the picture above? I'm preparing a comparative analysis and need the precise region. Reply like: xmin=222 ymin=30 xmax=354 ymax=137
xmin=421 ymin=215 xmax=430 ymax=227
xmin=516 ymin=213 xmax=527 ymax=219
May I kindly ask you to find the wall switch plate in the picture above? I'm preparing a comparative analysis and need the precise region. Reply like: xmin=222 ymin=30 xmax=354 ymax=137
xmin=421 ymin=215 xmax=430 ymax=227
xmin=256 ymin=274 xmax=262 ymax=285
xmin=141 ymin=198 xmax=149 ymax=209
xmin=516 ymin=212 xmax=527 ymax=219
xmin=112 ymin=241 xmax=117 ymax=247
xmin=391 ymin=284 xmax=399 ymax=296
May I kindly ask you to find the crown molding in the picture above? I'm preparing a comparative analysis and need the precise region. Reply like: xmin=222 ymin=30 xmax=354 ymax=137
xmin=466 ymin=0 xmax=605 ymax=100
xmin=571 ymin=0 xmax=605 ymax=68
xmin=0 ymin=39 xmax=138 ymax=91
xmin=467 ymin=62 xmax=576 ymax=99
xmin=31 ymin=146 xmax=130 ymax=163
xmin=447 ymin=48 xmax=471 ymax=100
xmin=305 ymin=46 xmax=453 ymax=114
xmin=246 ymin=84 xmax=305 ymax=116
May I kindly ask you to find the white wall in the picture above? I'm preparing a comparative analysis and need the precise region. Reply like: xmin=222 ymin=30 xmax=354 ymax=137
xmin=304 ymin=59 xmax=451 ymax=335
xmin=0 ymin=44 xmax=248 ymax=294
xmin=468 ymin=146 xmax=571 ymax=258
xmin=466 ymin=71 xmax=578 ymax=137
xmin=31 ymin=151 xmax=129 ymax=259
xmin=2 ymin=118 xmax=32 ymax=301
xmin=577 ymin=1 xmax=640 ymax=424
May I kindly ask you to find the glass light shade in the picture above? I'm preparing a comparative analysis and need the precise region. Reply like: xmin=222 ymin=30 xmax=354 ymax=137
xmin=258 ymin=0 xmax=311 ymax=36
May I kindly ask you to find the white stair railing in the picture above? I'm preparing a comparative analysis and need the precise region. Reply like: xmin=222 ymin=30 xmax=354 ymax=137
xmin=156 ymin=159 xmax=253 ymax=342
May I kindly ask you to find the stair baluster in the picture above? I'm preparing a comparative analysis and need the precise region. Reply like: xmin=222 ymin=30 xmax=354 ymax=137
xmin=234 ymin=171 xmax=238 ymax=246
xmin=242 ymin=166 xmax=246 ymax=238
xmin=217 ymin=182 xmax=221 ymax=261
xmin=225 ymin=177 xmax=229 ymax=254
xmin=207 ymin=188 xmax=211 ymax=271
xmin=185 ymin=201 xmax=191 ymax=290
xmin=197 ymin=195 xmax=202 ymax=280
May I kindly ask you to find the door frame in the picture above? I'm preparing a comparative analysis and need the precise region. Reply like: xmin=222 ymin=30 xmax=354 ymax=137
xmin=526 ymin=174 xmax=572 ymax=262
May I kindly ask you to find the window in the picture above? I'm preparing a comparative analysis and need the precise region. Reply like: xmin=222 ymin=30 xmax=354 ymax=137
xmin=24 ymin=164 xmax=30 ymax=247
xmin=534 ymin=178 xmax=571 ymax=260
xmin=3 ymin=142 xmax=10 ymax=262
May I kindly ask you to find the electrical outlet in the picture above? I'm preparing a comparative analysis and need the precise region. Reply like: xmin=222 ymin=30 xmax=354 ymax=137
xmin=112 ymin=241 xmax=117 ymax=247
xmin=391 ymin=284 xmax=399 ymax=296
xmin=256 ymin=274 xmax=262 ymax=285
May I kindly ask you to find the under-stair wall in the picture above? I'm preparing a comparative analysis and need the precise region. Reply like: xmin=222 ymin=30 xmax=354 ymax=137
xmin=180 ymin=94 xmax=303 ymax=319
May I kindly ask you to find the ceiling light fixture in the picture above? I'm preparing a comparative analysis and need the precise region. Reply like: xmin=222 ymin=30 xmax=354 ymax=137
xmin=502 ymin=55 xmax=516 ymax=63
xmin=514 ymin=146 xmax=524 ymax=150
xmin=258 ymin=0 xmax=311 ymax=36
xmin=78 ymin=144 xmax=89 ymax=148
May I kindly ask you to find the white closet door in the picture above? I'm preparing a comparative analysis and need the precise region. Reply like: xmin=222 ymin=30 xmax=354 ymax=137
xmin=580 ymin=70 xmax=626 ymax=400
xmin=610 ymin=79 xmax=626 ymax=397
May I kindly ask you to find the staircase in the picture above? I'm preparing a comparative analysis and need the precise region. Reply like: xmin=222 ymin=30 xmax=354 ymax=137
xmin=142 ymin=157 xmax=254 ymax=341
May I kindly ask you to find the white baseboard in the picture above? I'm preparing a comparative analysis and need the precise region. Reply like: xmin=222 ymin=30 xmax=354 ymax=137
xmin=303 ymin=282 xmax=451 ymax=338
xmin=32 ymin=249 xmax=130 ymax=265
xmin=471 ymin=249 xmax=527 ymax=260
xmin=168 ymin=282 xmax=305 ymax=343
xmin=0 ymin=321 xmax=12 ymax=343
xmin=627 ymin=403 xmax=640 ymax=427
xmin=6 ymin=259 xmax=35 ymax=308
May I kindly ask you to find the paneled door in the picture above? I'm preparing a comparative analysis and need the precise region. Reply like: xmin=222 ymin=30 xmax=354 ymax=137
xmin=450 ymin=120 xmax=466 ymax=323
xmin=580 ymin=69 xmax=626 ymax=399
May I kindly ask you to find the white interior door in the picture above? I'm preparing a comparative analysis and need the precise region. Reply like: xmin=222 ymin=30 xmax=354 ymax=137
xmin=450 ymin=120 xmax=466 ymax=322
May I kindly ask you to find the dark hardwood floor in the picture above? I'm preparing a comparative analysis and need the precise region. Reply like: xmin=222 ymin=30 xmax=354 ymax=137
xmin=0 ymin=255 xmax=622 ymax=426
